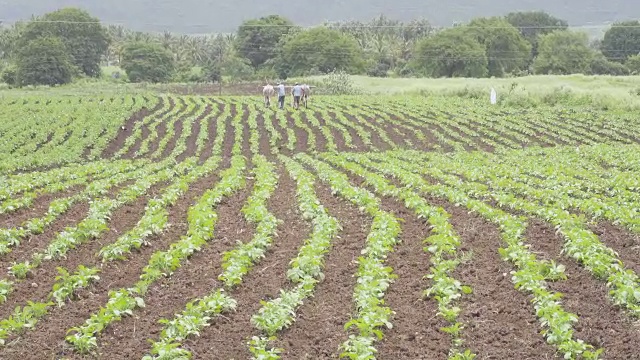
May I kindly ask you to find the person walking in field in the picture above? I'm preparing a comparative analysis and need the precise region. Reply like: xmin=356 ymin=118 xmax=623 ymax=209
xmin=291 ymin=83 xmax=303 ymax=109
xmin=277 ymin=82 xmax=286 ymax=109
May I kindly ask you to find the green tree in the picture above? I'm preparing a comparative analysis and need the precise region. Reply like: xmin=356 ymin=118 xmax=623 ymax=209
xmin=466 ymin=17 xmax=531 ymax=76
xmin=505 ymin=11 xmax=568 ymax=57
xmin=18 ymin=8 xmax=110 ymax=77
xmin=411 ymin=27 xmax=487 ymax=78
xmin=121 ymin=41 xmax=175 ymax=83
xmin=276 ymin=27 xmax=363 ymax=77
xmin=236 ymin=15 xmax=295 ymax=68
xmin=15 ymin=36 xmax=74 ymax=86
xmin=589 ymin=53 xmax=629 ymax=75
xmin=601 ymin=21 xmax=640 ymax=63
xmin=626 ymin=54 xmax=640 ymax=74
xmin=533 ymin=31 xmax=594 ymax=75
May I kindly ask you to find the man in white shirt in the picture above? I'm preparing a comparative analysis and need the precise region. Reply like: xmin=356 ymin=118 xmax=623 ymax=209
xmin=277 ymin=82 xmax=286 ymax=109
xmin=291 ymin=83 xmax=303 ymax=109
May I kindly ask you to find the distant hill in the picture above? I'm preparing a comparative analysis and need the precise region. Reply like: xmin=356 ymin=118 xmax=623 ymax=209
xmin=1 ymin=0 xmax=638 ymax=33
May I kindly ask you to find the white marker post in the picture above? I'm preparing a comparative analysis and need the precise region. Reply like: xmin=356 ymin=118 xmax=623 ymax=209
xmin=490 ymin=87 xmax=497 ymax=105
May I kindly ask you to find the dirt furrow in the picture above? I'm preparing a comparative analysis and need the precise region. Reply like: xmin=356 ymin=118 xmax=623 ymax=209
xmin=0 ymin=169 xmax=223 ymax=359
xmin=102 ymin=97 xmax=165 ymax=158
xmin=95 ymin=178 xmax=254 ymax=359
xmin=198 ymin=102 xmax=222 ymax=163
xmin=591 ymin=222 xmax=640 ymax=275
xmin=184 ymin=165 xmax=308 ymax=358
xmin=0 ymin=185 xmax=83 ymax=229
xmin=276 ymin=180 xmax=368 ymax=359
xmin=526 ymin=219 xmax=640 ymax=359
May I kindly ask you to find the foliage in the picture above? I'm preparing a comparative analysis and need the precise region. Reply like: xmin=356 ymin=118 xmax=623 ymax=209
xmin=533 ymin=31 xmax=594 ymax=75
xmin=320 ymin=70 xmax=362 ymax=95
xmin=0 ymin=64 xmax=18 ymax=86
xmin=326 ymin=15 xmax=433 ymax=73
xmin=276 ymin=27 xmax=363 ymax=78
xmin=589 ymin=53 xmax=630 ymax=75
xmin=505 ymin=11 xmax=568 ymax=57
xmin=625 ymin=54 xmax=640 ymax=74
xmin=14 ymin=36 xmax=74 ymax=86
xmin=236 ymin=15 xmax=296 ymax=68
xmin=465 ymin=17 xmax=531 ymax=77
xmin=601 ymin=21 xmax=640 ymax=63
xmin=121 ymin=41 xmax=175 ymax=83
xmin=18 ymin=7 xmax=109 ymax=77
xmin=412 ymin=27 xmax=488 ymax=78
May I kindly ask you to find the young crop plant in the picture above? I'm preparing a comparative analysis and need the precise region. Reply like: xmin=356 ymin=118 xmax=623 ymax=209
xmin=219 ymin=154 xmax=280 ymax=288
xmin=66 ymin=156 xmax=247 ymax=354
xmin=0 ymin=265 xmax=99 ymax=345
xmin=357 ymin=151 xmax=603 ymax=359
xmin=2 ymin=160 xmax=187 ymax=298
xmin=247 ymin=155 xmax=340 ymax=358
xmin=398 ymin=150 xmax=640 ymax=318
xmin=142 ymin=289 xmax=237 ymax=360
xmin=322 ymin=152 xmax=476 ymax=358
xmin=295 ymin=154 xmax=401 ymax=359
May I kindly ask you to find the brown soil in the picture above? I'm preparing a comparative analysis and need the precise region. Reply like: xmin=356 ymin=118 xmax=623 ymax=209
xmin=276 ymin=181 xmax=368 ymax=359
xmin=159 ymin=106 xmax=190 ymax=160
xmin=300 ymin=112 xmax=327 ymax=153
xmin=0 ymin=200 xmax=90 ymax=270
xmin=0 ymin=186 xmax=82 ymax=229
xmin=288 ymin=114 xmax=309 ymax=154
xmin=444 ymin=203 xmax=559 ymax=359
xmin=240 ymin=104 xmax=253 ymax=159
xmin=101 ymin=98 xmax=165 ymax=158
xmin=591 ymin=222 xmax=640 ymax=275
xmin=131 ymin=123 xmax=152 ymax=158
xmin=311 ymin=111 xmax=348 ymax=153
xmin=256 ymin=114 xmax=274 ymax=158
xmin=182 ymin=165 xmax=308 ymax=359
xmin=177 ymin=104 xmax=209 ymax=162
xmin=526 ymin=219 xmax=640 ymax=360
xmin=198 ymin=102 xmax=222 ymax=163
xmin=94 ymin=177 xmax=254 ymax=359
xmin=374 ymin=197 xmax=452 ymax=360
xmin=0 ymin=170 xmax=222 ymax=359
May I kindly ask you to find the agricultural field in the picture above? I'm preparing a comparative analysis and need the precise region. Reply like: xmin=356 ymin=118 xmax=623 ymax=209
xmin=0 ymin=92 xmax=639 ymax=360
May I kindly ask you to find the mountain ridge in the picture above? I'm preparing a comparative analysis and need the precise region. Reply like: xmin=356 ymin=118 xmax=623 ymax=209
xmin=1 ymin=0 xmax=637 ymax=33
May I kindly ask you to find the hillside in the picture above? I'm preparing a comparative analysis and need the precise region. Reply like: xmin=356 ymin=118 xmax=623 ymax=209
xmin=1 ymin=0 xmax=637 ymax=33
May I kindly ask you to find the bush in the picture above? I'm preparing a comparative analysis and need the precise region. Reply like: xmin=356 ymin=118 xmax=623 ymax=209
xmin=367 ymin=61 xmax=390 ymax=77
xmin=15 ymin=36 xmax=74 ymax=86
xmin=320 ymin=69 xmax=362 ymax=95
xmin=590 ymin=55 xmax=630 ymax=75
xmin=121 ymin=41 xmax=175 ymax=83
xmin=626 ymin=55 xmax=640 ymax=74
xmin=1 ymin=64 xmax=18 ymax=86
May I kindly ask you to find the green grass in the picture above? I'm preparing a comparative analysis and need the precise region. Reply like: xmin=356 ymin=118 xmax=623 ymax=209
xmin=299 ymin=74 xmax=640 ymax=110
xmin=3 ymin=71 xmax=640 ymax=110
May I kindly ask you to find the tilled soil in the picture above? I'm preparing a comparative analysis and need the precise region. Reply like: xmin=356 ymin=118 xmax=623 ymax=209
xmin=276 ymin=181 xmax=369 ymax=359
xmin=0 ymin=169 xmax=222 ymax=359
xmin=94 ymin=177 xmax=255 ymax=359
xmin=183 ymin=166 xmax=309 ymax=359
xmin=443 ymin=203 xmax=558 ymax=359
xmin=101 ymin=99 xmax=165 ymax=158
xmin=0 ymin=185 xmax=82 ymax=229
xmin=591 ymin=221 xmax=640 ymax=275
xmin=526 ymin=219 xmax=640 ymax=360
xmin=374 ymin=197 xmax=451 ymax=360
xmin=198 ymin=105 xmax=220 ymax=164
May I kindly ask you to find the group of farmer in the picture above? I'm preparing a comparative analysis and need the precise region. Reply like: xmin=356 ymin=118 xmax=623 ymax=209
xmin=262 ymin=82 xmax=310 ymax=109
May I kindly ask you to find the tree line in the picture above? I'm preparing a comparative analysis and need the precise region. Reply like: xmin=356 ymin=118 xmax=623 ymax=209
xmin=2 ymin=7 xmax=640 ymax=87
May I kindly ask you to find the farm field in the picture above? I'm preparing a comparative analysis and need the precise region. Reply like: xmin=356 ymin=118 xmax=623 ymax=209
xmin=0 ymin=93 xmax=639 ymax=359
